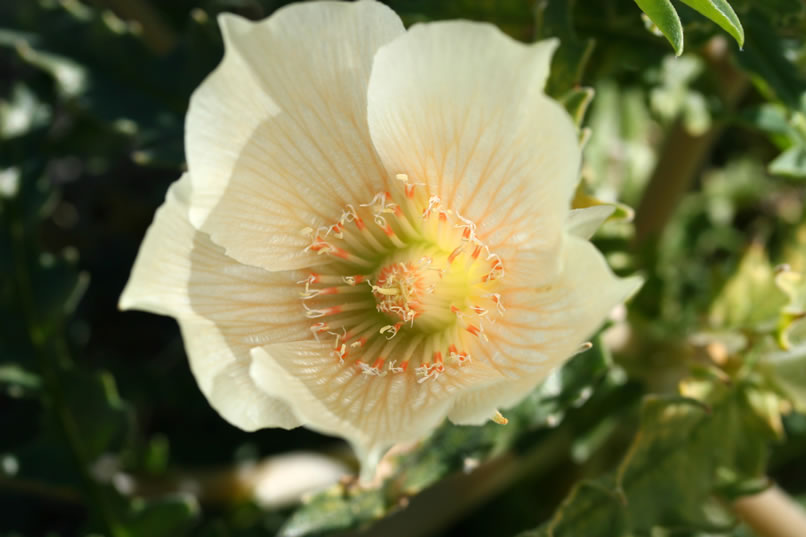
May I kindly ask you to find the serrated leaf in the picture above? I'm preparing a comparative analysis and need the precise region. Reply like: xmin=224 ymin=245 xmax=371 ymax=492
xmin=526 ymin=386 xmax=776 ymax=536
xmin=709 ymin=244 xmax=788 ymax=331
xmin=769 ymin=145 xmax=806 ymax=178
xmin=679 ymin=0 xmax=744 ymax=47
xmin=635 ymin=0 xmax=684 ymax=56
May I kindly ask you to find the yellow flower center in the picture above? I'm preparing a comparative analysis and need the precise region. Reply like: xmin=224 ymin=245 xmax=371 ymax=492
xmin=298 ymin=175 xmax=505 ymax=381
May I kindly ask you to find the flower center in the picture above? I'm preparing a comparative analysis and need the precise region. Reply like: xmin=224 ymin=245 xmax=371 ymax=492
xmin=297 ymin=175 xmax=506 ymax=381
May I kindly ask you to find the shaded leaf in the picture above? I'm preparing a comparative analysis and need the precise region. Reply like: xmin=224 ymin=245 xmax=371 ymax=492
xmin=0 ymin=364 xmax=41 ymax=397
xmin=536 ymin=0 xmax=595 ymax=96
xmin=124 ymin=494 xmax=200 ymax=537
xmin=736 ymin=10 xmax=806 ymax=108
xmin=59 ymin=370 xmax=131 ymax=461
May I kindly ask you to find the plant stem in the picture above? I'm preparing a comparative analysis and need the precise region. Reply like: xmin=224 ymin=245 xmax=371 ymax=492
xmin=357 ymin=427 xmax=575 ymax=537
xmin=733 ymin=485 xmax=806 ymax=537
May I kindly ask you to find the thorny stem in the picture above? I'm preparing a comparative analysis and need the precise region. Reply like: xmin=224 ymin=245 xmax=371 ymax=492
xmin=7 ymin=206 xmax=127 ymax=537
xmin=634 ymin=36 xmax=749 ymax=243
xmin=733 ymin=485 xmax=806 ymax=537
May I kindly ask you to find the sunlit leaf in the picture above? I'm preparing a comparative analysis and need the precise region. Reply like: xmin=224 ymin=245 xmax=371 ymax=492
xmin=679 ymin=0 xmax=744 ymax=47
xmin=769 ymin=145 xmax=806 ymax=179
xmin=635 ymin=0 xmax=684 ymax=56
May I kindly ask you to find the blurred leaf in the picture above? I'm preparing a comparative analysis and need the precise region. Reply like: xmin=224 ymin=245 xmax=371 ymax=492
xmin=759 ymin=327 xmax=806 ymax=412
xmin=650 ymin=54 xmax=711 ymax=135
xmin=0 ymin=364 xmax=41 ymax=397
xmin=736 ymin=10 xmax=806 ymax=109
xmin=559 ymin=87 xmax=595 ymax=127
xmin=738 ymin=103 xmax=803 ymax=150
xmin=635 ymin=0 xmax=684 ymax=56
xmin=123 ymin=494 xmax=200 ymax=537
xmin=60 ymin=370 xmax=131 ymax=461
xmin=280 ymin=488 xmax=385 ymax=537
xmin=521 ymin=385 xmax=775 ymax=536
xmin=536 ymin=0 xmax=595 ymax=96
xmin=31 ymin=249 xmax=90 ymax=324
xmin=769 ymin=145 xmax=806 ymax=178
xmin=709 ymin=244 xmax=788 ymax=332
xmin=679 ymin=0 xmax=744 ymax=47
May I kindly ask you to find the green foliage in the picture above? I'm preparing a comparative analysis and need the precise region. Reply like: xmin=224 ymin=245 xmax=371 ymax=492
xmin=522 ymin=385 xmax=775 ymax=537
xmin=633 ymin=0 xmax=744 ymax=54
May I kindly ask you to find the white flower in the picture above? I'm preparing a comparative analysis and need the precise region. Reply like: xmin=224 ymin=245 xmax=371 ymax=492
xmin=120 ymin=0 xmax=641 ymax=475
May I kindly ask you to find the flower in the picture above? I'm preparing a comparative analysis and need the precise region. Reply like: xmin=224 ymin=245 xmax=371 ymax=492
xmin=120 ymin=0 xmax=641 ymax=474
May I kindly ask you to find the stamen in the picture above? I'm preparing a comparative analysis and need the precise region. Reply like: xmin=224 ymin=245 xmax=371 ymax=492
xmin=296 ymin=177 xmax=507 ymax=380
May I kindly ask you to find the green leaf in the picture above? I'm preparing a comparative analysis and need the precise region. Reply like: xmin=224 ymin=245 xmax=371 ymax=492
xmin=769 ymin=145 xmax=806 ymax=178
xmin=559 ymin=87 xmax=595 ymax=128
xmin=739 ymin=103 xmax=801 ymax=144
xmin=736 ymin=10 xmax=806 ymax=108
xmin=60 ymin=370 xmax=131 ymax=461
xmin=525 ymin=385 xmax=776 ymax=536
xmin=679 ymin=0 xmax=744 ymax=47
xmin=279 ymin=488 xmax=385 ymax=537
xmin=0 ymin=364 xmax=41 ymax=397
xmin=709 ymin=244 xmax=788 ymax=331
xmin=759 ymin=327 xmax=806 ymax=413
xmin=634 ymin=0 xmax=684 ymax=56
xmin=536 ymin=0 xmax=595 ymax=96
xmin=124 ymin=495 xmax=200 ymax=537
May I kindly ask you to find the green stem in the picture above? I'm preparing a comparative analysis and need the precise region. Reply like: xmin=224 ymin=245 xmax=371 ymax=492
xmin=7 ymin=207 xmax=127 ymax=537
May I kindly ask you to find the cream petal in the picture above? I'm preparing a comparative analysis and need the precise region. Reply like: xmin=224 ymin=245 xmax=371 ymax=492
xmin=119 ymin=174 xmax=312 ymax=346
xmin=472 ymin=234 xmax=641 ymax=382
xmin=185 ymin=2 xmax=405 ymax=271
xmin=120 ymin=175 xmax=308 ymax=429
xmin=447 ymin=374 xmax=541 ymax=426
xmin=180 ymin=320 xmax=300 ymax=430
xmin=367 ymin=22 xmax=579 ymax=253
xmin=567 ymin=205 xmax=616 ymax=239
xmin=249 ymin=341 xmax=495 ymax=473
